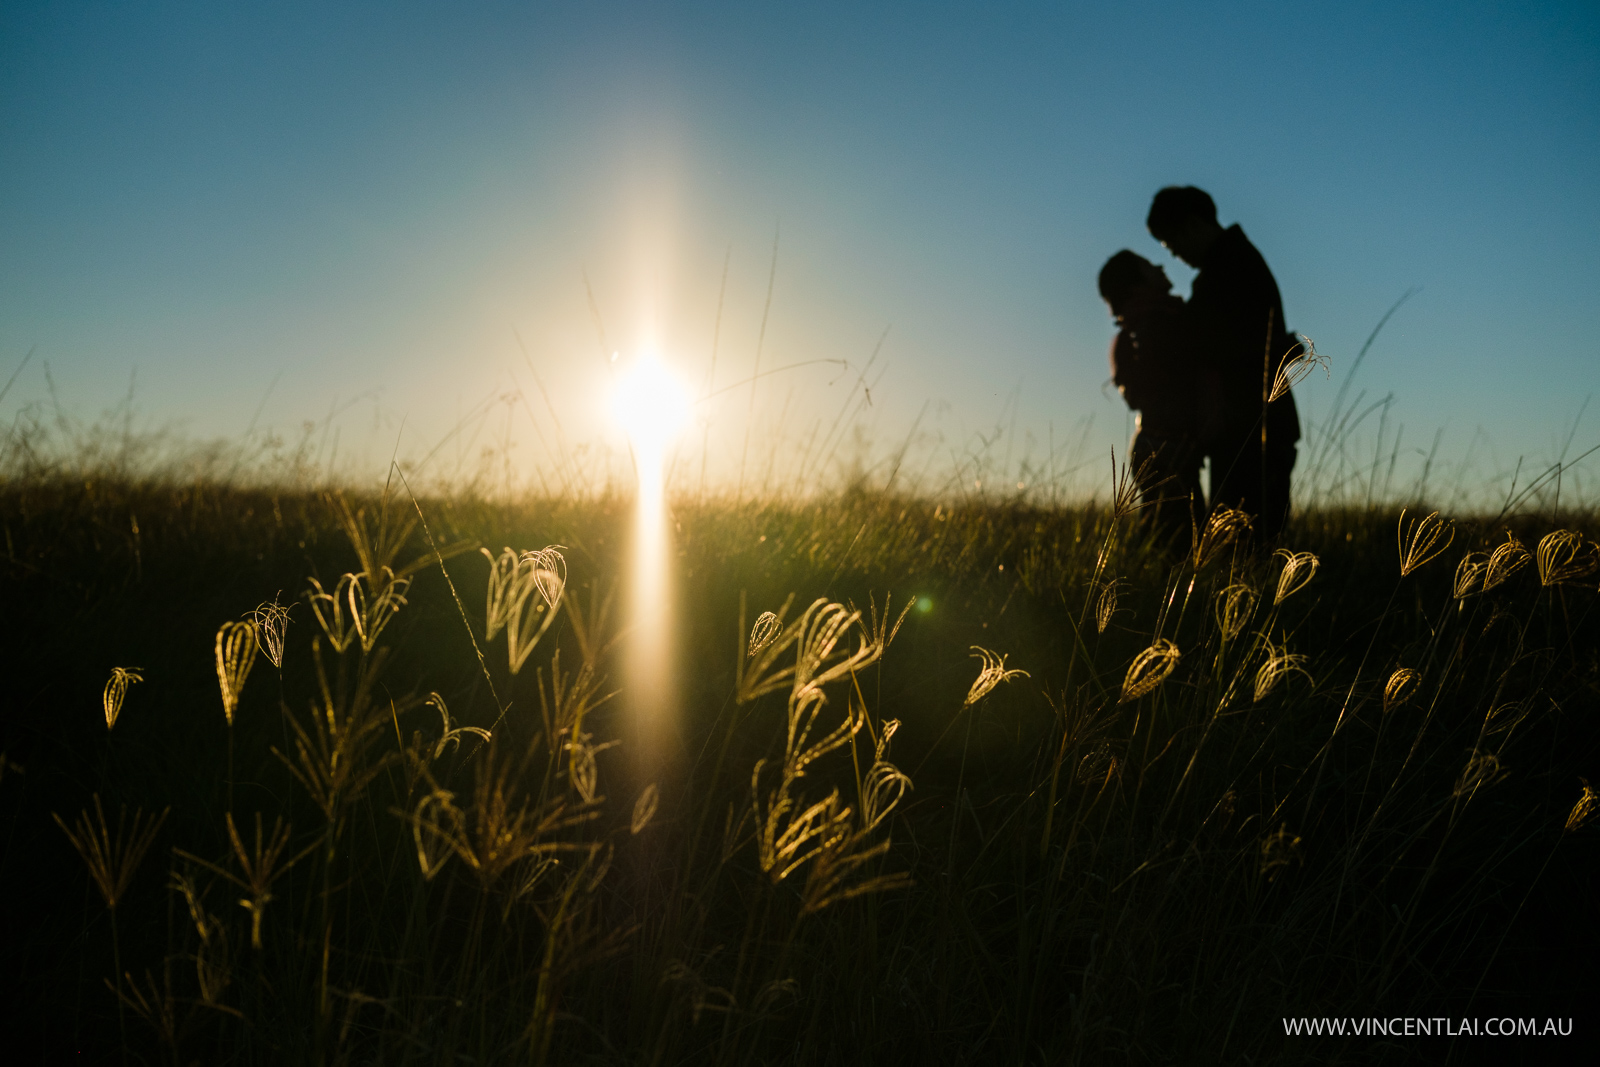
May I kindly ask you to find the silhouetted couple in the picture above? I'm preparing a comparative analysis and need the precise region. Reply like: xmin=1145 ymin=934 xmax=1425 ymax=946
xmin=1099 ymin=186 xmax=1301 ymax=546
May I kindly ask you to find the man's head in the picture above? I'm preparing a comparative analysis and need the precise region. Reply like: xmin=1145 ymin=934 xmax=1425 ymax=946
xmin=1147 ymin=186 xmax=1223 ymax=267
xmin=1098 ymin=250 xmax=1171 ymax=321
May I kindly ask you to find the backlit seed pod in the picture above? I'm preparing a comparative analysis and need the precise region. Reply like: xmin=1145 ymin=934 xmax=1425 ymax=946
xmin=246 ymin=597 xmax=291 ymax=668
xmin=1094 ymin=580 xmax=1120 ymax=634
xmin=964 ymin=647 xmax=1029 ymax=708
xmin=215 ymin=621 xmax=258 ymax=726
xmin=102 ymin=667 xmax=143 ymax=730
xmin=522 ymin=546 xmax=568 ymax=610
xmin=1215 ymin=584 xmax=1258 ymax=642
xmin=1273 ymin=550 xmax=1320 ymax=605
xmin=1565 ymin=779 xmax=1599 ymax=833
xmin=1482 ymin=534 xmax=1531 ymax=592
xmin=1383 ymin=668 xmax=1420 ymax=713
xmin=748 ymin=611 xmax=781 ymax=656
xmin=1259 ymin=823 xmax=1302 ymax=880
xmin=1453 ymin=553 xmax=1489 ymax=599
xmin=1253 ymin=641 xmax=1310 ymax=703
xmin=1536 ymin=530 xmax=1600 ymax=586
xmin=1191 ymin=508 xmax=1251 ymax=570
xmin=1268 ymin=335 xmax=1329 ymax=403
xmin=1454 ymin=752 xmax=1504 ymax=798
xmin=631 ymin=783 xmax=660 ymax=835
xmin=1120 ymin=639 xmax=1180 ymax=703
xmin=1397 ymin=509 xmax=1455 ymax=577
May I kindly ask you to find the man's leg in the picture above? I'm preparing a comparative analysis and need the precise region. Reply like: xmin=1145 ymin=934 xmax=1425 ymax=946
xmin=1209 ymin=431 xmax=1263 ymax=518
xmin=1133 ymin=433 xmax=1202 ymax=547
xmin=1258 ymin=443 xmax=1297 ymax=543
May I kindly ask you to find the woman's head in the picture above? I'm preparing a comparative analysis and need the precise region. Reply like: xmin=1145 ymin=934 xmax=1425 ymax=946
xmin=1098 ymin=250 xmax=1172 ymax=318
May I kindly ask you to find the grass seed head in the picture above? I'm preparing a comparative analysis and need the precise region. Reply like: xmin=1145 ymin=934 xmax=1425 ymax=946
xmin=1383 ymin=668 xmax=1420 ymax=713
xmin=174 ymin=812 xmax=308 ymax=951
xmin=1076 ymin=741 xmax=1118 ymax=786
xmin=861 ymin=760 xmax=913 ymax=833
xmin=1109 ymin=450 xmax=1147 ymax=521
xmin=1453 ymin=552 xmax=1489 ymax=599
xmin=52 ymin=795 xmax=169 ymax=911
xmin=1565 ymin=779 xmax=1599 ymax=833
xmin=522 ymin=546 xmax=568 ymax=608
xmin=483 ymin=547 xmax=531 ymax=642
xmin=1191 ymin=507 xmax=1251 ymax=570
xmin=1215 ymin=583 xmax=1258 ymax=642
xmin=245 ymin=595 xmax=291 ymax=668
xmin=478 ymin=546 xmax=567 ymax=674
xmin=874 ymin=718 xmax=900 ymax=762
xmin=1268 ymin=334 xmax=1330 ymax=403
xmin=347 ymin=568 xmax=410 ymax=653
xmin=964 ymin=646 xmax=1029 ymax=708
xmin=748 ymin=611 xmax=780 ymax=656
xmin=425 ymin=692 xmax=491 ymax=759
xmin=1454 ymin=752 xmax=1505 ymax=798
xmin=631 ymin=783 xmax=660 ymax=835
xmin=1483 ymin=533 xmax=1531 ymax=592
xmin=1259 ymin=823 xmax=1302 ymax=880
xmin=225 ymin=812 xmax=298 ymax=950
xmin=1253 ymin=640 xmax=1310 ymax=703
xmin=1536 ymin=529 xmax=1600 ymax=586
xmin=214 ymin=621 xmax=258 ymax=725
xmin=102 ymin=666 xmax=143 ymax=730
xmin=1094 ymin=579 xmax=1121 ymax=634
xmin=565 ymin=733 xmax=620 ymax=804
xmin=1397 ymin=509 xmax=1455 ymax=577
xmin=408 ymin=790 xmax=461 ymax=880
xmin=1273 ymin=550 xmax=1319 ymax=605
xmin=306 ymin=574 xmax=359 ymax=653
xmin=1120 ymin=639 xmax=1180 ymax=703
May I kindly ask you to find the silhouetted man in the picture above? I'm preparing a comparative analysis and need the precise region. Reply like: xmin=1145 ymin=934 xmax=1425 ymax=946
xmin=1098 ymin=249 xmax=1207 ymax=544
xmin=1147 ymin=186 xmax=1300 ymax=542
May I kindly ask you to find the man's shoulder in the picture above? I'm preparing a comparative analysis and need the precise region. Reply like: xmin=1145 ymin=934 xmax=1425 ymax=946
xmin=1211 ymin=225 xmax=1265 ymax=269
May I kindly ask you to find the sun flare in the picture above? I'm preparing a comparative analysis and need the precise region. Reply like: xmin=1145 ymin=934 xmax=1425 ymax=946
xmin=609 ymin=349 xmax=691 ymax=456
xmin=610 ymin=347 xmax=688 ymax=779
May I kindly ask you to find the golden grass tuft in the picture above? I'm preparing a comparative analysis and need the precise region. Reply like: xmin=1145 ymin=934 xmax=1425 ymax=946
xmin=1253 ymin=639 xmax=1310 ymax=703
xmin=1191 ymin=507 xmax=1251 ymax=569
xmin=1272 ymin=549 xmax=1319 ymax=605
xmin=1453 ymin=551 xmax=1489 ymax=599
xmin=102 ymin=666 xmax=143 ymax=730
xmin=1383 ymin=668 xmax=1421 ymax=714
xmin=214 ymin=621 xmax=257 ymax=726
xmin=1215 ymin=583 xmax=1257 ymax=642
xmin=1397 ymin=509 xmax=1454 ymax=576
xmin=1483 ymin=532 xmax=1531 ymax=591
xmin=1565 ymin=779 xmax=1599 ymax=833
xmin=963 ymin=646 xmax=1029 ymax=708
xmin=1120 ymin=639 xmax=1180 ymax=703
xmin=1535 ymin=529 xmax=1600 ymax=586
xmin=1094 ymin=579 xmax=1121 ymax=634
xmin=747 ymin=610 xmax=781 ymax=656
xmin=53 ymin=795 xmax=170 ymax=911
xmin=246 ymin=595 xmax=291 ymax=668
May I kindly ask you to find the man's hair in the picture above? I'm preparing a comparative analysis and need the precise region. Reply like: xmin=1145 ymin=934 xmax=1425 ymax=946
xmin=1146 ymin=186 xmax=1217 ymax=240
xmin=1098 ymin=249 xmax=1150 ymax=309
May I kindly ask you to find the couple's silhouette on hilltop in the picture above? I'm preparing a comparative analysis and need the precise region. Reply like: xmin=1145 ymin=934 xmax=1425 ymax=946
xmin=1100 ymin=186 xmax=1303 ymax=547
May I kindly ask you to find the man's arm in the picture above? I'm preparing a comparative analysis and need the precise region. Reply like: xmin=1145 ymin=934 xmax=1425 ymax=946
xmin=1110 ymin=330 xmax=1143 ymax=411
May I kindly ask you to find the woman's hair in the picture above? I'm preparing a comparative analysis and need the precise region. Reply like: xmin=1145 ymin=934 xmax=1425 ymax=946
xmin=1097 ymin=249 xmax=1153 ymax=309
xmin=1146 ymin=186 xmax=1217 ymax=240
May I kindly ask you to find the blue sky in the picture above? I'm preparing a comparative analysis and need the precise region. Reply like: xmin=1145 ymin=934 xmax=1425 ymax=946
xmin=2 ymin=1 xmax=1597 ymax=500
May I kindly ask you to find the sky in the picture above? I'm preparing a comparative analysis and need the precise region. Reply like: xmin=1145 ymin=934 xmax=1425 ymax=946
xmin=2 ymin=1 xmax=1597 ymax=502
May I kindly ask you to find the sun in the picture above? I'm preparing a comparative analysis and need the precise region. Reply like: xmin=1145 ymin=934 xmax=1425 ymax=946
xmin=610 ymin=348 xmax=691 ymax=455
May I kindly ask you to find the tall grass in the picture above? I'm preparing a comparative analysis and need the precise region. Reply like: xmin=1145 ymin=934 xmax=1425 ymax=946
xmin=2 ymin=450 xmax=1596 ymax=1063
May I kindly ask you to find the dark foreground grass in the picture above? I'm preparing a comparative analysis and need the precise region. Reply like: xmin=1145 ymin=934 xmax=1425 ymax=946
xmin=1 ymin=476 xmax=1597 ymax=1065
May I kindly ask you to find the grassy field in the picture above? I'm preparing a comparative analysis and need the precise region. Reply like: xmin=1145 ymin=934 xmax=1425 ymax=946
xmin=1 ymin=470 xmax=1596 ymax=1064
